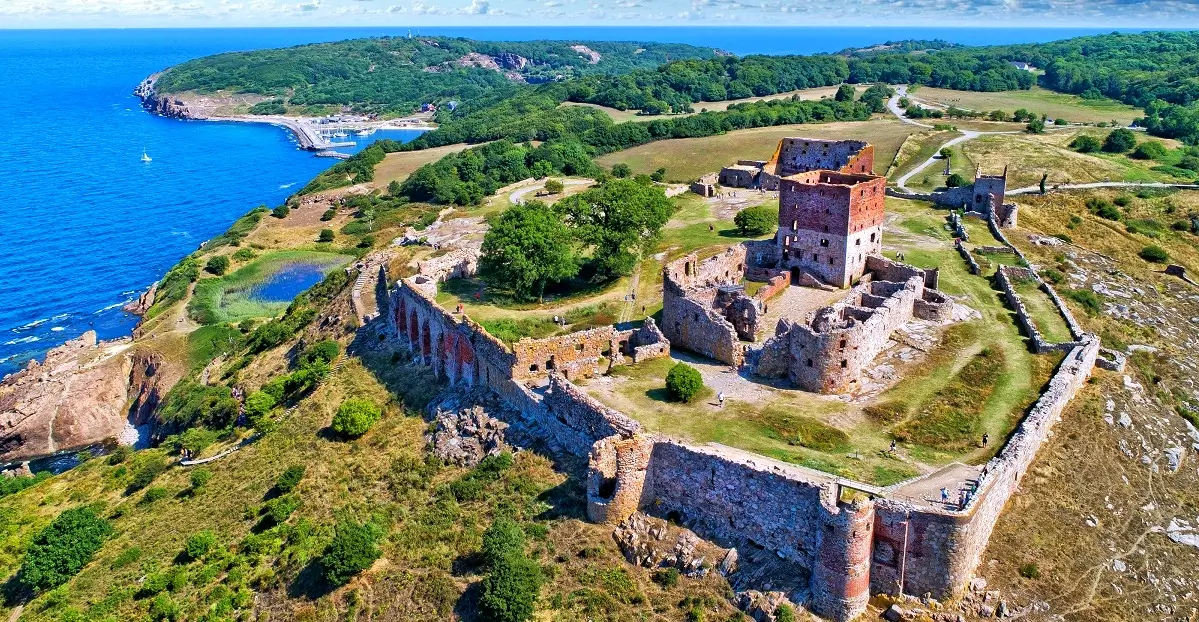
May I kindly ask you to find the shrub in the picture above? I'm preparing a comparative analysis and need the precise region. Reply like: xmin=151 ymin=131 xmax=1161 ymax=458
xmin=275 ymin=465 xmax=306 ymax=494
xmin=1064 ymin=289 xmax=1104 ymax=316
xmin=185 ymin=530 xmax=218 ymax=561
xmin=177 ymin=427 xmax=218 ymax=456
xmin=271 ymin=205 xmax=290 ymax=219
xmin=650 ymin=167 xmax=667 ymax=182
xmin=204 ymin=256 xmax=230 ymax=276
xmin=1054 ymin=118 xmax=1068 ymax=126
xmin=331 ymin=399 xmax=382 ymax=438
xmin=232 ymin=248 xmax=255 ymax=262
xmin=1070 ymin=135 xmax=1102 ymax=153
xmin=148 ymin=593 xmax=180 ymax=621
xmin=1019 ymin=562 xmax=1041 ymax=579
xmin=111 ymin=547 xmax=143 ymax=569
xmin=106 ymin=446 xmax=132 ymax=465
xmin=321 ymin=519 xmax=382 ymax=586
xmin=300 ymin=340 xmax=340 ymax=367
xmin=318 ymin=229 xmax=335 ymax=243
xmin=775 ymin=604 xmax=797 ymax=622
xmin=141 ymin=486 xmax=169 ymax=504
xmin=653 ymin=567 xmax=679 ymax=588
xmin=190 ymin=468 xmax=212 ymax=490
xmin=479 ymin=552 xmax=543 ymax=622
xmin=1041 ymin=269 xmax=1065 ymax=285
xmin=1131 ymin=141 xmax=1169 ymax=160
xmin=665 ymin=363 xmax=704 ymax=403
xmin=1140 ymin=245 xmax=1170 ymax=263
xmin=321 ymin=209 xmax=337 ymax=221
xmin=1113 ymin=195 xmax=1132 ymax=207
xmin=734 ymin=205 xmax=779 ymax=236
xmin=481 ymin=517 xmax=526 ymax=569
xmin=1102 ymin=128 xmax=1137 ymax=153
xmin=543 ymin=178 xmax=564 ymax=194
xmin=1025 ymin=118 xmax=1045 ymax=134
xmin=358 ymin=235 xmax=375 ymax=248
xmin=18 ymin=507 xmax=113 ymax=592
xmin=244 ymin=390 xmax=276 ymax=421
xmin=128 ymin=455 xmax=168 ymax=492
xmin=263 ymin=495 xmax=300 ymax=525
xmin=610 ymin=163 xmax=631 ymax=178
xmin=945 ymin=172 xmax=969 ymax=188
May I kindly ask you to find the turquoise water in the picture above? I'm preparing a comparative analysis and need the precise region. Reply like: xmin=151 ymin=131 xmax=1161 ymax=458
xmin=0 ymin=26 xmax=1150 ymax=375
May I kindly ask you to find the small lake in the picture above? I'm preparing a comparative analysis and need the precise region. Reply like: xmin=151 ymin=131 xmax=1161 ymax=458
xmin=247 ymin=259 xmax=347 ymax=303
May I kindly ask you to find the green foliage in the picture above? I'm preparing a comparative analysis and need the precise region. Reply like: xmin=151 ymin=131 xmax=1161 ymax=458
xmin=665 ymin=363 xmax=704 ymax=403
xmin=321 ymin=208 xmax=337 ymax=221
xmin=543 ymin=178 xmax=564 ymax=194
xmin=611 ymin=162 xmax=632 ymax=178
xmin=275 ymin=465 xmax=306 ymax=494
xmin=176 ymin=427 xmax=219 ymax=456
xmin=939 ymin=147 xmax=953 ymax=159
xmin=945 ymin=172 xmax=969 ymax=188
xmin=190 ymin=468 xmax=213 ymax=490
xmin=271 ymin=204 xmax=290 ymax=219
xmin=232 ymin=247 xmax=255 ymax=262
xmin=158 ymin=380 xmax=240 ymax=430
xmin=148 ymin=258 xmax=200 ymax=317
xmin=481 ymin=517 xmax=526 ymax=569
xmin=1019 ymin=562 xmax=1041 ymax=579
xmin=244 ymin=390 xmax=277 ymax=422
xmin=446 ymin=452 xmax=514 ymax=502
xmin=321 ymin=519 xmax=382 ymax=586
xmin=734 ymin=205 xmax=779 ymax=236
xmin=775 ymin=604 xmax=798 ymax=622
xmin=301 ymin=339 xmax=340 ymax=367
xmin=262 ymin=494 xmax=300 ymax=525
xmin=18 ymin=507 xmax=113 ymax=592
xmin=148 ymin=593 xmax=180 ymax=621
xmin=204 ymin=255 xmax=230 ymax=276
xmin=557 ymin=178 xmax=673 ymax=280
xmin=331 ymin=398 xmax=382 ymax=438
xmin=1140 ymin=244 xmax=1170 ymax=263
xmin=1087 ymin=198 xmax=1122 ymax=221
xmin=653 ymin=567 xmax=680 ymax=588
xmin=206 ymin=207 xmax=267 ymax=249
xmin=185 ymin=530 xmax=218 ymax=561
xmin=1064 ymin=288 xmax=1104 ymax=316
xmin=106 ymin=445 xmax=133 ymax=465
xmin=834 ymin=83 xmax=856 ymax=102
xmin=110 ymin=547 xmax=143 ymax=569
xmin=318 ymin=228 xmax=335 ymax=243
xmin=1131 ymin=141 xmax=1169 ymax=160
xmin=248 ymin=99 xmax=286 ymax=115
xmin=141 ymin=486 xmax=169 ymax=504
xmin=479 ymin=552 xmax=543 ymax=622
xmin=1102 ymin=128 xmax=1137 ymax=153
xmin=0 ymin=472 xmax=49 ymax=498
xmin=128 ymin=455 xmax=169 ymax=492
xmin=480 ymin=201 xmax=578 ymax=301
xmin=1026 ymin=118 xmax=1046 ymax=134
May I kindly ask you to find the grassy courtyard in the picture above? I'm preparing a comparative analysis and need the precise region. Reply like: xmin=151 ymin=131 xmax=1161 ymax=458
xmin=188 ymin=251 xmax=352 ymax=325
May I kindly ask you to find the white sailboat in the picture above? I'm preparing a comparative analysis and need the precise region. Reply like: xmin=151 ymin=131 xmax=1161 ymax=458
xmin=141 ymin=148 xmax=152 ymax=163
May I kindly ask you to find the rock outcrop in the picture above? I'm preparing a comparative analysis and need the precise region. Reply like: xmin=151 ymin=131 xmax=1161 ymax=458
xmin=134 ymin=75 xmax=200 ymax=120
xmin=124 ymin=282 xmax=157 ymax=316
xmin=425 ymin=405 xmax=508 ymax=467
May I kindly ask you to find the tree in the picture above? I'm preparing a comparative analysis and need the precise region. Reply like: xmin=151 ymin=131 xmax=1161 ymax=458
xmin=321 ymin=519 xmax=382 ymax=586
xmin=479 ymin=552 xmax=544 ymax=622
xmin=1054 ymin=118 xmax=1068 ymax=126
xmin=945 ymin=173 xmax=969 ymax=188
xmin=834 ymin=83 xmax=856 ymax=102
xmin=939 ymin=148 xmax=953 ymax=160
xmin=331 ymin=398 xmax=382 ymax=438
xmin=480 ymin=201 xmax=578 ymax=301
xmin=556 ymin=179 xmax=673 ymax=279
xmin=18 ymin=507 xmax=113 ymax=592
xmin=318 ymin=229 xmax=335 ymax=242
xmin=204 ymin=256 xmax=229 ymax=276
xmin=650 ymin=167 xmax=667 ymax=183
xmin=734 ymin=206 xmax=779 ymax=236
xmin=245 ymin=390 xmax=276 ymax=421
xmin=543 ymin=178 xmax=564 ymax=194
xmin=1026 ymin=118 xmax=1046 ymax=134
xmin=275 ymin=465 xmax=306 ymax=494
xmin=1103 ymin=128 xmax=1137 ymax=152
xmin=1131 ymin=141 xmax=1169 ymax=160
xmin=665 ymin=363 xmax=704 ymax=402
xmin=272 ymin=205 xmax=290 ymax=219
xmin=481 ymin=517 xmax=525 ymax=568
xmin=1070 ymin=135 xmax=1102 ymax=153
xmin=321 ymin=209 xmax=336 ymax=221
xmin=611 ymin=163 xmax=632 ymax=178
xmin=177 ymin=427 xmax=217 ymax=456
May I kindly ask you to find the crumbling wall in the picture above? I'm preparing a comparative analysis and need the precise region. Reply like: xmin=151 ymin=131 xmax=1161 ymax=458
xmin=543 ymin=373 xmax=640 ymax=441
xmin=769 ymin=138 xmax=874 ymax=176
xmin=418 ymin=248 xmax=479 ymax=283
xmin=872 ymin=338 xmax=1099 ymax=598
xmin=511 ymin=326 xmax=614 ymax=381
xmin=615 ymin=318 xmax=671 ymax=364
xmin=662 ymin=249 xmax=753 ymax=365
xmin=586 ymin=435 xmax=654 ymax=524
xmin=955 ymin=239 xmax=981 ymax=275
xmin=995 ymin=266 xmax=1082 ymax=353
xmin=662 ymin=288 xmax=743 ymax=365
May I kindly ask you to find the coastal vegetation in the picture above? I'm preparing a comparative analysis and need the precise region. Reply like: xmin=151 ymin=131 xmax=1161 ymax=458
xmin=187 ymin=251 xmax=351 ymax=325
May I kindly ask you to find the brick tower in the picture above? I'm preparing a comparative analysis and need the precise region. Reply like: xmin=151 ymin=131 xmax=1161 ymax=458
xmin=776 ymin=170 xmax=886 ymax=288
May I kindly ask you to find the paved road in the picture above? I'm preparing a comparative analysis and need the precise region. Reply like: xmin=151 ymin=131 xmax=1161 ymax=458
xmin=509 ymin=179 xmax=593 ymax=204
xmin=1008 ymin=181 xmax=1199 ymax=195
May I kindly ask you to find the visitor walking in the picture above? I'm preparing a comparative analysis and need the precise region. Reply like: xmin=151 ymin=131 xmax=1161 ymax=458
xmin=941 ymin=487 xmax=950 ymax=504
xmin=889 ymin=440 xmax=897 ymax=454
xmin=717 ymin=391 xmax=725 ymax=408
xmin=982 ymin=433 xmax=989 ymax=448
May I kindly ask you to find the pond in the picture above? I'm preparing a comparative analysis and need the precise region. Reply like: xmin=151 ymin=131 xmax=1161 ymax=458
xmin=248 ymin=260 xmax=341 ymax=303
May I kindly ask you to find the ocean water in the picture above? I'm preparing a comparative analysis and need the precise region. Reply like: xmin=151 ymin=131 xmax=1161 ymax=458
xmin=0 ymin=26 xmax=1151 ymax=375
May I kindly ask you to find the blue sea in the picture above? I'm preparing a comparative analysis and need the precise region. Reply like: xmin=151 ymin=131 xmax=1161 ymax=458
xmin=0 ymin=26 xmax=1153 ymax=375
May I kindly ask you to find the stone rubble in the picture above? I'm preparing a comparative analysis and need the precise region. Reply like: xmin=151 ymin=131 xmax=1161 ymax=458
xmin=424 ymin=404 xmax=508 ymax=467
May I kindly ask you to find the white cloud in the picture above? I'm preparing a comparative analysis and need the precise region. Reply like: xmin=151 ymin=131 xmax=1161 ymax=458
xmin=462 ymin=0 xmax=489 ymax=12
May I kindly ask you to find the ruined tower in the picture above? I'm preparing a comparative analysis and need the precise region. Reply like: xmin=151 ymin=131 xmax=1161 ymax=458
xmin=776 ymin=170 xmax=886 ymax=288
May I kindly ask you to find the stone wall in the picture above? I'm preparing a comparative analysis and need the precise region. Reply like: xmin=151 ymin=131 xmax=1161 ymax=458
xmin=872 ymin=338 xmax=1099 ymax=598
xmin=615 ymin=318 xmax=671 ymax=364
xmin=511 ymin=326 xmax=614 ymax=381
xmin=418 ymin=248 xmax=479 ymax=283
xmin=662 ymin=249 xmax=754 ymax=366
xmin=955 ymin=239 xmax=981 ymax=276
xmin=768 ymin=138 xmax=874 ymax=177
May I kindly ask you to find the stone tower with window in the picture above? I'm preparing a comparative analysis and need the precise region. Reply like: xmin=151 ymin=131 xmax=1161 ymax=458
xmin=775 ymin=170 xmax=886 ymax=288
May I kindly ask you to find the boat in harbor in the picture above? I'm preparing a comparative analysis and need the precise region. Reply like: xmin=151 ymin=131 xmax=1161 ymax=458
xmin=141 ymin=148 xmax=152 ymax=163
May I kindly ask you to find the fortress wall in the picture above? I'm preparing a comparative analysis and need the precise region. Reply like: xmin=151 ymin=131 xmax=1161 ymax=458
xmin=955 ymin=239 xmax=982 ymax=275
xmin=872 ymin=338 xmax=1099 ymax=598
xmin=661 ymin=249 xmax=752 ymax=366
xmin=662 ymin=288 xmax=743 ymax=365
xmin=511 ymin=326 xmax=615 ymax=382
xmin=995 ymin=266 xmax=1082 ymax=353
xmin=772 ymin=138 xmax=874 ymax=176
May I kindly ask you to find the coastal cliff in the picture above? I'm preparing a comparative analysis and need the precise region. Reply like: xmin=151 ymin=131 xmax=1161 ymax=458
xmin=135 ymin=74 xmax=202 ymax=120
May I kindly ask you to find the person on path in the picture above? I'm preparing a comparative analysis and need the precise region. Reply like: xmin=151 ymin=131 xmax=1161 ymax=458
xmin=889 ymin=440 xmax=897 ymax=454
xmin=717 ymin=391 xmax=725 ymax=408
xmin=982 ymin=433 xmax=990 ymax=448
xmin=941 ymin=487 xmax=950 ymax=504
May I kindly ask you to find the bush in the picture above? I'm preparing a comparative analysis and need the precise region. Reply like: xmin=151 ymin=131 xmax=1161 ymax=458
xmin=1054 ymin=118 xmax=1068 ymax=125
xmin=185 ymin=530 xmax=218 ymax=561
xmin=610 ymin=163 xmax=631 ymax=178
xmin=107 ymin=446 xmax=132 ymax=465
xmin=1018 ymin=562 xmax=1041 ymax=579
xmin=128 ymin=455 xmax=168 ymax=492
xmin=653 ymin=567 xmax=679 ymax=588
xmin=18 ymin=507 xmax=113 ymax=592
xmin=271 ymin=205 xmax=290 ymax=219
xmin=665 ymin=363 xmax=704 ymax=402
xmin=321 ymin=519 xmax=382 ymax=586
xmin=232 ymin=248 xmax=255 ymax=262
xmin=1025 ymin=118 xmax=1045 ymax=134
xmin=1131 ymin=141 xmax=1169 ymax=160
xmin=275 ymin=465 xmax=306 ymax=494
xmin=775 ymin=604 xmax=797 ymax=622
xmin=244 ymin=390 xmax=276 ymax=421
xmin=734 ymin=205 xmax=779 ymax=236
xmin=204 ymin=256 xmax=230 ymax=276
xmin=177 ymin=427 xmax=218 ymax=456
xmin=1070 ymin=134 xmax=1102 ymax=153
xmin=318 ymin=229 xmax=335 ymax=243
xmin=650 ymin=167 xmax=667 ymax=182
xmin=945 ymin=172 xmax=969 ymax=188
xmin=479 ymin=552 xmax=543 ymax=622
xmin=321 ymin=209 xmax=337 ymax=221
xmin=190 ymin=468 xmax=212 ymax=490
xmin=1140 ymin=245 xmax=1170 ymax=263
xmin=1064 ymin=289 xmax=1104 ymax=316
xmin=300 ymin=340 xmax=340 ymax=367
xmin=141 ymin=486 xmax=169 ymax=504
xmin=481 ymin=517 xmax=525 ymax=569
xmin=331 ymin=399 xmax=382 ymax=438
xmin=148 ymin=593 xmax=180 ymax=621
xmin=1103 ymin=128 xmax=1137 ymax=152
xmin=262 ymin=495 xmax=300 ymax=525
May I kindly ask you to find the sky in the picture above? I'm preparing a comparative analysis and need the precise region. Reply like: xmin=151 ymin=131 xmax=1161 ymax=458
xmin=3 ymin=0 xmax=1199 ymax=28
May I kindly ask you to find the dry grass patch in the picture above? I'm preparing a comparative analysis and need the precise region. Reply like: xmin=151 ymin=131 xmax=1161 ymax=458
xmin=909 ymin=85 xmax=1143 ymax=125
xmin=370 ymin=143 xmax=473 ymax=190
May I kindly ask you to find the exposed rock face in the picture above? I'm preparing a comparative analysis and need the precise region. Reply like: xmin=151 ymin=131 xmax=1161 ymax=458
xmin=495 ymin=52 xmax=529 ymax=70
xmin=134 ymin=75 xmax=200 ymax=120
xmin=0 ymin=332 xmax=134 ymax=462
xmin=425 ymin=405 xmax=508 ymax=467
xmin=124 ymin=282 xmax=158 ymax=316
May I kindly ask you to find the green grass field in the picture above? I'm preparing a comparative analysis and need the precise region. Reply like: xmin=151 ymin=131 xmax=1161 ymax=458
xmin=596 ymin=118 xmax=919 ymax=181
xmin=188 ymin=251 xmax=351 ymax=325
xmin=908 ymin=85 xmax=1143 ymax=125
xmin=1013 ymin=277 xmax=1075 ymax=344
